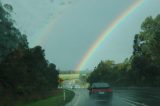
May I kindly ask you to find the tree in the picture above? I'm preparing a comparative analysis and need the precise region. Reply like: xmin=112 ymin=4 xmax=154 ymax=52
xmin=87 ymin=60 xmax=115 ymax=84
xmin=0 ymin=2 xmax=28 ymax=62
xmin=131 ymin=15 xmax=160 ymax=86
xmin=0 ymin=2 xmax=59 ymax=103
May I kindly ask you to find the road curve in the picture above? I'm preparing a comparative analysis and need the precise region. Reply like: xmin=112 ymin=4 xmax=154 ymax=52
xmin=66 ymin=88 xmax=160 ymax=106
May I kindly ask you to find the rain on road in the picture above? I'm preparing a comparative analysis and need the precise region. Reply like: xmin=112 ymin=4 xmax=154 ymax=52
xmin=66 ymin=88 xmax=160 ymax=106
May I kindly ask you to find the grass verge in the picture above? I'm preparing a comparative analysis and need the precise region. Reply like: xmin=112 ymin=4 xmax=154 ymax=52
xmin=59 ymin=74 xmax=79 ymax=80
xmin=16 ymin=89 xmax=75 ymax=106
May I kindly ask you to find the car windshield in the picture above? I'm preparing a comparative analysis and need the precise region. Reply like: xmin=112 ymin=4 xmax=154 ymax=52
xmin=0 ymin=0 xmax=160 ymax=106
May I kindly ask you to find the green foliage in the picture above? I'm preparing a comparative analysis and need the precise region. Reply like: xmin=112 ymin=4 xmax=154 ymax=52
xmin=0 ymin=2 xmax=28 ymax=62
xmin=0 ymin=46 xmax=59 ymax=98
xmin=88 ymin=15 xmax=160 ymax=87
xmin=15 ymin=90 xmax=75 ymax=106
xmin=0 ymin=2 xmax=59 ymax=106
xmin=131 ymin=15 xmax=160 ymax=86
xmin=87 ymin=59 xmax=132 ymax=86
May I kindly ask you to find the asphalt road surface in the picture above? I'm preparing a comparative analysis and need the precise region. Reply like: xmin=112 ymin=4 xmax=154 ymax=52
xmin=66 ymin=88 xmax=160 ymax=106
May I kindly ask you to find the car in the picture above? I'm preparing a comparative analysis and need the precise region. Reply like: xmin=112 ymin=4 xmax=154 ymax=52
xmin=88 ymin=82 xmax=113 ymax=101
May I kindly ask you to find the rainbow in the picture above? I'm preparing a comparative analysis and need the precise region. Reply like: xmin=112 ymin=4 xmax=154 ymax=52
xmin=32 ymin=13 xmax=62 ymax=46
xmin=32 ymin=0 xmax=77 ymax=46
xmin=75 ymin=0 xmax=144 ymax=71
xmin=32 ymin=9 xmax=66 ymax=46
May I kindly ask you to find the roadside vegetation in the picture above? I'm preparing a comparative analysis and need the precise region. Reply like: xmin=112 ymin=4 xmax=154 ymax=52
xmin=0 ymin=2 xmax=63 ymax=106
xmin=15 ymin=89 xmax=75 ymax=106
xmin=87 ymin=15 xmax=160 ymax=87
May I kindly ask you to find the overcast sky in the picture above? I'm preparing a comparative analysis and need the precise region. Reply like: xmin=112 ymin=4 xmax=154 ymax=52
xmin=1 ymin=0 xmax=160 ymax=70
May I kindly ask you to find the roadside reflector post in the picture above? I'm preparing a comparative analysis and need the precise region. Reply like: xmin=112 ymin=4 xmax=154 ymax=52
xmin=64 ymin=89 xmax=66 ymax=101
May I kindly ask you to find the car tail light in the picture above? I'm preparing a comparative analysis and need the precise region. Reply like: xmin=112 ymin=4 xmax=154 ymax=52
xmin=105 ymin=88 xmax=112 ymax=92
xmin=92 ymin=89 xmax=99 ymax=93
xmin=92 ymin=88 xmax=112 ymax=92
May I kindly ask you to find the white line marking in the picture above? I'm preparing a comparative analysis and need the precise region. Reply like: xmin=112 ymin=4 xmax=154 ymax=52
xmin=152 ymin=96 xmax=160 ymax=99
xmin=73 ymin=92 xmax=81 ymax=106
xmin=121 ymin=97 xmax=148 ymax=106
xmin=122 ymin=100 xmax=137 ymax=106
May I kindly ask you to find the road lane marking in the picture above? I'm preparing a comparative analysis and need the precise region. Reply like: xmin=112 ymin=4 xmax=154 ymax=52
xmin=73 ymin=92 xmax=81 ymax=106
xmin=152 ymin=96 xmax=160 ymax=99
xmin=121 ymin=97 xmax=148 ymax=106
xmin=115 ymin=95 xmax=137 ymax=106
xmin=73 ymin=89 xmax=90 ymax=106
xmin=115 ymin=95 xmax=148 ymax=106
xmin=122 ymin=100 xmax=137 ymax=106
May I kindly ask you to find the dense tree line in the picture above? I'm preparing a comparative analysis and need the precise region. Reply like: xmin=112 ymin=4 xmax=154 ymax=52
xmin=87 ymin=15 xmax=160 ymax=87
xmin=0 ymin=2 xmax=59 ymax=104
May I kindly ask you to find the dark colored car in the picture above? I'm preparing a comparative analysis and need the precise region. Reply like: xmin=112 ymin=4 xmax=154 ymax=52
xmin=88 ymin=82 xmax=113 ymax=101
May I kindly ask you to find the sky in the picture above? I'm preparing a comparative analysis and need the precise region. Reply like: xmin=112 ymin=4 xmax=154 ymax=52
xmin=1 ymin=0 xmax=160 ymax=70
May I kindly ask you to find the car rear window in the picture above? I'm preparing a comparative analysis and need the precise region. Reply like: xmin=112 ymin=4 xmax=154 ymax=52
xmin=91 ymin=83 xmax=110 ymax=88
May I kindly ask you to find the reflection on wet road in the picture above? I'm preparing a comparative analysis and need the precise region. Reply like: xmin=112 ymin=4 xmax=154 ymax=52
xmin=66 ymin=88 xmax=160 ymax=106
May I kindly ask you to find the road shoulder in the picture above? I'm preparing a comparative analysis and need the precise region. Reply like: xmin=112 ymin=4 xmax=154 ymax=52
xmin=65 ymin=89 xmax=80 ymax=106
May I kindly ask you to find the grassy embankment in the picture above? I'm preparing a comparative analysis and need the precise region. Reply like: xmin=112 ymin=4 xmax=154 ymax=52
xmin=59 ymin=74 xmax=80 ymax=80
xmin=59 ymin=74 xmax=89 ymax=88
xmin=15 ymin=89 xmax=75 ymax=106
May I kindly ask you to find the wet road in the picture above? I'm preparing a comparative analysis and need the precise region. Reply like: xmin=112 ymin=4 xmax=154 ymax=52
xmin=66 ymin=88 xmax=160 ymax=106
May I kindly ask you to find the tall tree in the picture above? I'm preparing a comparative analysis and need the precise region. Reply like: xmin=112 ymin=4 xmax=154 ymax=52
xmin=0 ymin=2 xmax=28 ymax=62
xmin=131 ymin=15 xmax=160 ymax=86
